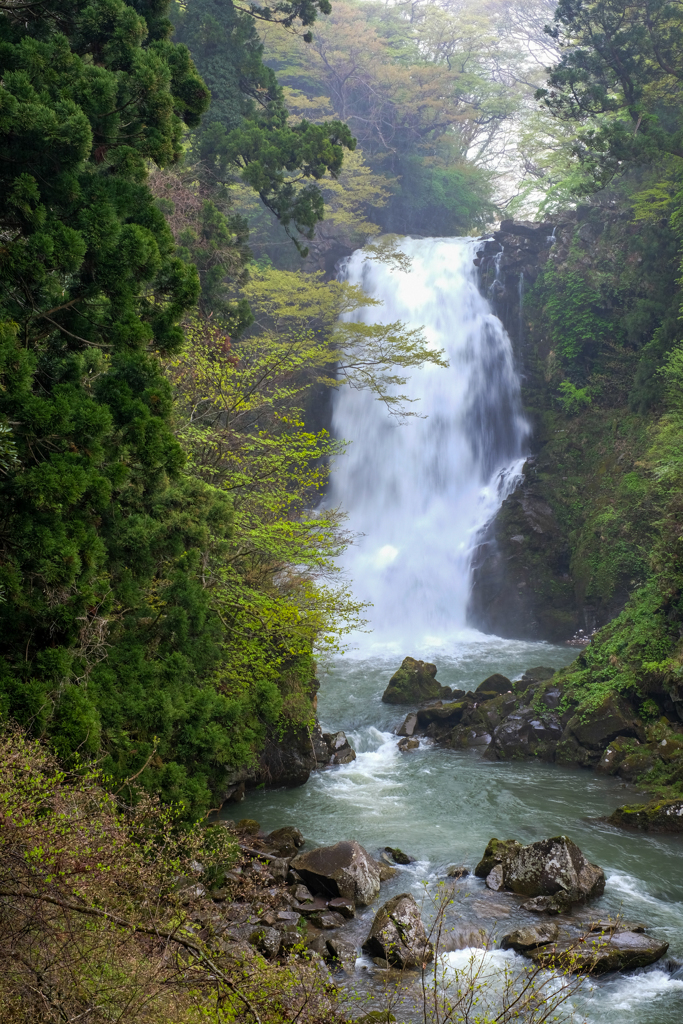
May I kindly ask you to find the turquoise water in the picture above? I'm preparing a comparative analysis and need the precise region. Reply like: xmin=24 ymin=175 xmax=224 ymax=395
xmin=229 ymin=638 xmax=683 ymax=1023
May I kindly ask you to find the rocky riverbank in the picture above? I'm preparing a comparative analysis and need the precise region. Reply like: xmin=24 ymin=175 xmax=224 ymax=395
xmin=384 ymin=656 xmax=683 ymax=828
xmin=221 ymin=720 xmax=357 ymax=804
xmin=206 ymin=819 xmax=670 ymax=984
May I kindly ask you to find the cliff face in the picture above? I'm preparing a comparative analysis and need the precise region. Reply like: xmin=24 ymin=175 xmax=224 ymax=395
xmin=468 ymin=211 xmax=676 ymax=642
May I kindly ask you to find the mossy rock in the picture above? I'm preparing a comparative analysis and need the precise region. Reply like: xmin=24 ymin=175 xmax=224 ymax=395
xmin=475 ymin=673 xmax=513 ymax=698
xmin=608 ymin=798 xmax=683 ymax=833
xmin=381 ymin=657 xmax=451 ymax=704
xmin=474 ymin=838 xmax=522 ymax=879
xmin=595 ymin=736 xmax=638 ymax=775
xmin=416 ymin=700 xmax=471 ymax=727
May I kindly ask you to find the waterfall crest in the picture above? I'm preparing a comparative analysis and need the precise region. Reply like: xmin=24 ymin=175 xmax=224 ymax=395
xmin=329 ymin=236 xmax=530 ymax=649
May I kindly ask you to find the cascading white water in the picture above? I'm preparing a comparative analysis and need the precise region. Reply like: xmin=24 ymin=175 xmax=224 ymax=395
xmin=330 ymin=236 xmax=530 ymax=648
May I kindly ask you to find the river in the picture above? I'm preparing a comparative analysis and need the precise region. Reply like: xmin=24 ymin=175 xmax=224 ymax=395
xmin=229 ymin=238 xmax=683 ymax=1021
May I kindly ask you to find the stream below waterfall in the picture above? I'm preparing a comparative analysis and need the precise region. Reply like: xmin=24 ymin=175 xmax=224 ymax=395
xmin=231 ymin=645 xmax=683 ymax=1023
xmin=225 ymin=238 xmax=683 ymax=1021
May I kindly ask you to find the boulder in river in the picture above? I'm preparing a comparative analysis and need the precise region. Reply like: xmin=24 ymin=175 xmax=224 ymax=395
xmin=475 ymin=836 xmax=604 ymax=905
xmin=416 ymin=701 xmax=471 ymax=729
xmin=381 ymin=657 xmax=451 ymax=704
xmin=505 ymin=836 xmax=605 ymax=900
xmin=398 ymin=737 xmax=419 ymax=751
xmin=475 ymin=673 xmax=513 ymax=699
xmin=528 ymin=931 xmax=669 ymax=974
xmin=383 ymin=846 xmax=414 ymax=865
xmin=521 ymin=892 xmax=574 ymax=915
xmin=322 ymin=731 xmax=357 ymax=765
xmin=362 ymin=893 xmax=434 ymax=968
xmin=608 ymin=797 xmax=683 ymax=833
xmin=291 ymin=840 xmax=380 ymax=905
xmin=500 ymin=922 xmax=559 ymax=951
xmin=474 ymin=838 xmax=522 ymax=879
xmin=326 ymin=936 xmax=358 ymax=970
xmin=397 ymin=712 xmax=418 ymax=736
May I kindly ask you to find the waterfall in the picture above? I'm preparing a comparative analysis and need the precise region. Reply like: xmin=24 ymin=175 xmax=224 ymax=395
xmin=330 ymin=236 xmax=530 ymax=648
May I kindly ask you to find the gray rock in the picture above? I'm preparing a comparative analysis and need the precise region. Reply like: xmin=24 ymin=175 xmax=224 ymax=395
xmin=290 ymin=883 xmax=314 ymax=903
xmin=540 ymin=687 xmax=562 ymax=710
xmin=306 ymin=933 xmax=329 ymax=957
xmin=311 ymin=722 xmax=332 ymax=768
xmin=446 ymin=865 xmax=469 ymax=879
xmin=332 ymin=746 xmax=357 ymax=765
xmin=384 ymin=846 xmax=413 ymax=865
xmin=326 ymin=937 xmax=358 ymax=970
xmin=328 ymin=896 xmax=355 ymax=918
xmin=529 ymin=931 xmax=669 ymax=974
xmin=521 ymin=891 xmax=573 ymax=915
xmin=517 ymin=667 xmax=556 ymax=691
xmin=362 ymin=893 xmax=434 ymax=969
xmin=485 ymin=864 xmax=504 ymax=891
xmin=268 ymin=857 xmax=289 ymax=882
xmin=276 ymin=910 xmax=301 ymax=926
xmin=248 ymin=925 xmax=282 ymax=959
xmin=377 ymin=860 xmax=398 ymax=881
xmin=564 ymin=695 xmax=643 ymax=751
xmin=267 ymin=825 xmax=305 ymax=857
xmin=474 ymin=839 xmax=523 ymax=879
xmin=323 ymin=731 xmax=357 ymax=765
xmin=310 ymin=910 xmax=347 ymax=929
xmin=291 ymin=840 xmax=381 ymax=906
xmin=609 ymin=797 xmax=683 ymax=833
xmin=505 ymin=836 xmax=605 ymax=900
xmin=500 ymin=922 xmax=559 ymax=951
xmin=397 ymin=712 xmax=418 ymax=737
xmin=492 ymin=715 xmax=534 ymax=757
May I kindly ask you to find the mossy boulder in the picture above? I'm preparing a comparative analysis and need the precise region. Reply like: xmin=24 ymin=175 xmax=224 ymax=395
xmin=595 ymin=736 xmax=638 ymax=775
xmin=608 ymin=797 xmax=683 ymax=832
xmin=474 ymin=838 xmax=522 ymax=879
xmin=475 ymin=673 xmax=513 ymax=698
xmin=381 ymin=657 xmax=451 ymax=704
xmin=564 ymin=694 xmax=643 ymax=751
xmin=475 ymin=836 xmax=604 ymax=905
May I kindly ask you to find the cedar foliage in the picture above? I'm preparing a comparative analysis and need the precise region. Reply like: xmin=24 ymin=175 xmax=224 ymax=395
xmin=0 ymin=0 xmax=361 ymax=817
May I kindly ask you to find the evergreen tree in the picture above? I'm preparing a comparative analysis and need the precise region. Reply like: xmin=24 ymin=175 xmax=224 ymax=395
xmin=0 ymin=0 xmax=247 ymax=813
xmin=172 ymin=0 xmax=355 ymax=250
xmin=538 ymin=0 xmax=683 ymax=187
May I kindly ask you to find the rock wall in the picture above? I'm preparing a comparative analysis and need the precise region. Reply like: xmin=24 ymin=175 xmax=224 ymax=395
xmin=468 ymin=214 xmax=659 ymax=641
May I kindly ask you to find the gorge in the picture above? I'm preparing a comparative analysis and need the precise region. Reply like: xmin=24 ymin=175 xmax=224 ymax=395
xmin=228 ymin=234 xmax=683 ymax=1023
xmin=3 ymin=2 xmax=683 ymax=1022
